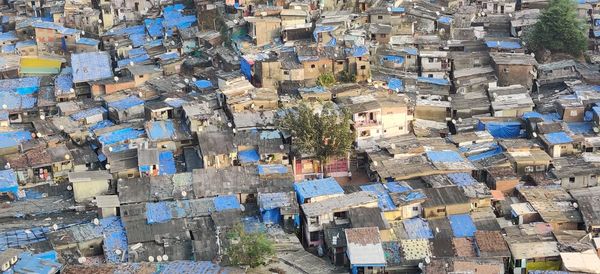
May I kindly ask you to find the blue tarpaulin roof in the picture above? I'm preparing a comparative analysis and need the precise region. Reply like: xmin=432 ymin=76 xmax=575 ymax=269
xmin=72 ymin=52 xmax=113 ymax=83
xmin=2 ymin=44 xmax=15 ymax=53
xmin=567 ymin=122 xmax=594 ymax=134
xmin=0 ymin=77 xmax=41 ymax=95
xmin=98 ymin=127 xmax=144 ymax=146
xmin=258 ymin=192 xmax=291 ymax=210
xmin=129 ymin=33 xmax=147 ymax=47
xmin=0 ymin=92 xmax=36 ymax=111
xmin=447 ymin=173 xmax=478 ymax=186
xmin=388 ymin=78 xmax=403 ymax=91
xmin=159 ymin=151 xmax=176 ymax=175
xmin=194 ymin=80 xmax=213 ymax=89
xmin=0 ymin=169 xmax=19 ymax=199
xmin=99 ymin=217 xmax=128 ymax=263
xmin=437 ymin=16 xmax=452 ymax=24
xmin=156 ymin=261 xmax=231 ymax=273
xmin=385 ymin=181 xmax=413 ymax=193
xmin=106 ymin=25 xmax=145 ymax=36
xmin=70 ymin=106 xmax=106 ymax=121
xmin=258 ymin=164 xmax=289 ymax=175
xmin=238 ymin=149 xmax=260 ymax=163
xmin=294 ymin=177 xmax=344 ymax=203
xmin=146 ymin=202 xmax=173 ymax=224
xmin=32 ymin=21 xmax=78 ymax=34
xmin=522 ymin=111 xmax=561 ymax=122
xmin=54 ymin=73 xmax=73 ymax=95
xmin=260 ymin=130 xmax=280 ymax=140
xmin=478 ymin=120 xmax=523 ymax=139
xmin=76 ymin=37 xmax=99 ymax=46
xmin=403 ymin=218 xmax=434 ymax=239
xmin=158 ymin=52 xmax=179 ymax=61
xmin=382 ymin=55 xmax=404 ymax=64
xmin=0 ymin=31 xmax=17 ymax=42
xmin=128 ymin=47 xmax=147 ymax=57
xmin=466 ymin=144 xmax=503 ymax=162
xmin=486 ymin=40 xmax=521 ymax=49
xmin=117 ymin=53 xmax=150 ymax=68
xmin=401 ymin=47 xmax=418 ymax=55
xmin=544 ymin=131 xmax=573 ymax=145
xmin=313 ymin=25 xmax=337 ymax=41
xmin=391 ymin=7 xmax=405 ymax=13
xmin=426 ymin=151 xmax=465 ymax=163
xmin=12 ymin=251 xmax=62 ymax=273
xmin=0 ymin=131 xmax=32 ymax=149
xmin=360 ymin=183 xmax=396 ymax=211
xmin=88 ymin=120 xmax=114 ymax=133
xmin=448 ymin=214 xmax=476 ymax=237
xmin=146 ymin=120 xmax=176 ymax=141
xmin=145 ymin=18 xmax=164 ymax=38
xmin=345 ymin=46 xmax=369 ymax=57
xmin=214 ymin=195 xmax=241 ymax=212
xmin=107 ymin=96 xmax=144 ymax=111
xmin=417 ymin=77 xmax=450 ymax=86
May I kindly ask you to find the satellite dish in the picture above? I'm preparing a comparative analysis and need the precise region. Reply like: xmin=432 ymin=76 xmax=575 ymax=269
xmin=181 ymin=191 xmax=187 ymax=197
xmin=67 ymin=185 xmax=72 ymax=190
xmin=425 ymin=256 xmax=431 ymax=264
xmin=573 ymin=202 xmax=578 ymax=208
xmin=447 ymin=97 xmax=452 ymax=102
xmin=594 ymin=127 xmax=599 ymax=133
xmin=280 ymin=144 xmax=285 ymax=150
xmin=2 ymin=104 xmax=7 ymax=109
xmin=128 ymin=45 xmax=133 ymax=49
xmin=25 ymin=229 xmax=32 ymax=234
xmin=387 ymin=7 xmax=391 ymax=11
xmin=227 ymin=122 xmax=232 ymax=127
xmin=59 ymin=125 xmax=64 ymax=130
xmin=81 ymin=31 xmax=85 ymax=35
xmin=139 ymin=92 xmax=143 ymax=97
xmin=105 ymin=164 xmax=111 ymax=169
xmin=98 ymin=19 xmax=103 ymax=24
xmin=115 ymin=249 xmax=122 ymax=255
xmin=418 ymin=262 xmax=424 ymax=269
xmin=240 ymin=204 xmax=245 ymax=211
xmin=40 ymin=114 xmax=45 ymax=120
xmin=93 ymin=218 xmax=99 ymax=225
xmin=162 ymin=255 xmax=168 ymax=261
xmin=451 ymin=119 xmax=456 ymax=124
xmin=148 ymin=256 xmax=154 ymax=262
xmin=184 ymin=78 xmax=189 ymax=83
xmin=114 ymin=42 xmax=119 ymax=47
xmin=36 ymin=132 xmax=42 ymax=138
xmin=129 ymin=61 xmax=134 ymax=66
xmin=192 ymin=77 xmax=197 ymax=82
xmin=156 ymin=255 xmax=163 ymax=262
xmin=65 ymin=154 xmax=70 ymax=160
xmin=108 ymin=147 xmax=113 ymax=152
xmin=532 ymin=132 xmax=538 ymax=138
xmin=458 ymin=118 xmax=462 ymax=123
xmin=114 ymin=76 xmax=119 ymax=82
xmin=52 ymin=224 xmax=58 ymax=230
xmin=69 ymin=88 xmax=74 ymax=93
xmin=78 ymin=257 xmax=87 ymax=264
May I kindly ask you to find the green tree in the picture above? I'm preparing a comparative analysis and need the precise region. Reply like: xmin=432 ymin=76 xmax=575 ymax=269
xmin=525 ymin=0 xmax=588 ymax=57
xmin=277 ymin=102 xmax=354 ymax=171
xmin=316 ymin=72 xmax=336 ymax=87
xmin=226 ymin=224 xmax=274 ymax=268
xmin=339 ymin=70 xmax=356 ymax=83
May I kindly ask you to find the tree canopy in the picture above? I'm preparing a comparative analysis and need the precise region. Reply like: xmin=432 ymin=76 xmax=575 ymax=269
xmin=277 ymin=102 xmax=354 ymax=164
xmin=226 ymin=224 xmax=274 ymax=268
xmin=316 ymin=72 xmax=336 ymax=87
xmin=525 ymin=0 xmax=588 ymax=56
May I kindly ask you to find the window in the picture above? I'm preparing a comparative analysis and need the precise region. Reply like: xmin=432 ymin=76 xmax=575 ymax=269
xmin=428 ymin=58 xmax=434 ymax=63
xmin=436 ymin=208 xmax=445 ymax=213
xmin=128 ymin=173 xmax=135 ymax=178
xmin=378 ymin=15 xmax=383 ymax=19
xmin=535 ymin=165 xmax=545 ymax=172
xmin=360 ymin=65 xmax=366 ymax=70
xmin=139 ymin=75 xmax=144 ymax=78
xmin=310 ymin=64 xmax=316 ymax=68
xmin=283 ymin=71 xmax=289 ymax=75
xmin=407 ymin=55 xmax=412 ymax=59
xmin=337 ymin=61 xmax=344 ymax=65
xmin=428 ymin=74 xmax=434 ymax=77
xmin=570 ymin=110 xmax=578 ymax=116
xmin=333 ymin=211 xmax=347 ymax=219
xmin=412 ymin=206 xmax=419 ymax=211
xmin=503 ymin=68 xmax=509 ymax=73
xmin=309 ymin=231 xmax=320 ymax=240
xmin=524 ymin=166 xmax=534 ymax=173
xmin=514 ymin=259 xmax=522 ymax=268
xmin=561 ymin=145 xmax=567 ymax=149
xmin=569 ymin=177 xmax=576 ymax=183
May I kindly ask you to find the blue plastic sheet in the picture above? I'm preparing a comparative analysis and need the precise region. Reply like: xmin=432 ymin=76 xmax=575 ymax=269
xmin=479 ymin=121 xmax=523 ymax=138
xmin=466 ymin=144 xmax=503 ymax=161
xmin=388 ymin=78 xmax=403 ymax=91
xmin=240 ymin=57 xmax=252 ymax=80
xmin=448 ymin=214 xmax=476 ymax=237
xmin=0 ymin=131 xmax=32 ymax=149
xmin=426 ymin=151 xmax=464 ymax=163
xmin=447 ymin=173 xmax=478 ymax=186
xmin=238 ymin=149 xmax=260 ymax=163
xmin=403 ymin=218 xmax=434 ymax=239
xmin=294 ymin=177 xmax=344 ymax=203
xmin=159 ymin=151 xmax=176 ymax=175
xmin=485 ymin=40 xmax=521 ymax=49
xmin=360 ymin=183 xmax=396 ymax=211
xmin=261 ymin=208 xmax=281 ymax=224
xmin=544 ymin=131 xmax=573 ymax=145
xmin=214 ymin=195 xmax=240 ymax=212
xmin=146 ymin=202 xmax=173 ymax=224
